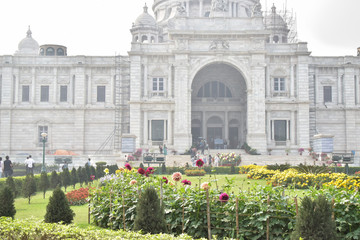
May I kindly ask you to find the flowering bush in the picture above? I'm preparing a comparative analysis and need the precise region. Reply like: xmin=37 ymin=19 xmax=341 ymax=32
xmin=138 ymin=168 xmax=145 ymax=175
xmin=125 ymin=163 xmax=132 ymax=171
xmin=162 ymin=177 xmax=168 ymax=184
xmin=239 ymin=165 xmax=265 ymax=174
xmin=219 ymin=193 xmax=229 ymax=202
xmin=219 ymin=152 xmax=241 ymax=166
xmin=184 ymin=169 xmax=206 ymax=176
xmin=201 ymin=182 xmax=210 ymax=190
xmin=354 ymin=171 xmax=360 ymax=176
xmin=181 ymin=179 xmax=191 ymax=185
xmin=66 ymin=187 xmax=91 ymax=206
xmin=129 ymin=179 xmax=137 ymax=185
xmin=172 ymin=172 xmax=182 ymax=182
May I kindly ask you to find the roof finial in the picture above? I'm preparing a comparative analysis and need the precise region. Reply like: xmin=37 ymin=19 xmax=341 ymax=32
xmin=143 ymin=3 xmax=148 ymax=13
xmin=271 ymin=3 xmax=276 ymax=13
xmin=26 ymin=25 xmax=32 ymax=38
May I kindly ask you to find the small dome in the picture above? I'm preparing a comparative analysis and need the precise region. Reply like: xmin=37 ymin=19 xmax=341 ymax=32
xmin=265 ymin=4 xmax=287 ymax=28
xmin=16 ymin=26 xmax=39 ymax=55
xmin=134 ymin=4 xmax=156 ymax=27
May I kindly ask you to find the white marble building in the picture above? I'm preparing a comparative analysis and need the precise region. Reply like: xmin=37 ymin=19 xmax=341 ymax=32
xmin=1 ymin=0 xmax=360 ymax=157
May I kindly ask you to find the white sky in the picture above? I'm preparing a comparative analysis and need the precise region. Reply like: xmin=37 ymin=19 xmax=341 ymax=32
xmin=1 ymin=0 xmax=359 ymax=57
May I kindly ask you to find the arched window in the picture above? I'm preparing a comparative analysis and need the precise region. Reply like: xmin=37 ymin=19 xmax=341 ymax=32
xmin=141 ymin=35 xmax=148 ymax=43
xmin=197 ymin=81 xmax=232 ymax=98
xmin=39 ymin=48 xmax=44 ymax=56
xmin=46 ymin=47 xmax=55 ymax=56
xmin=56 ymin=48 xmax=64 ymax=56
xmin=151 ymin=36 xmax=155 ymax=43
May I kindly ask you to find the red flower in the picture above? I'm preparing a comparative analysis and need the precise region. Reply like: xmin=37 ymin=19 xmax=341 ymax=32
xmin=219 ymin=193 xmax=229 ymax=202
xmin=182 ymin=179 xmax=191 ymax=185
xmin=196 ymin=159 xmax=204 ymax=168
xmin=138 ymin=168 xmax=145 ymax=175
xmin=146 ymin=167 xmax=155 ymax=174
xmin=124 ymin=163 xmax=132 ymax=171
xmin=162 ymin=176 xmax=168 ymax=184
xmin=90 ymin=175 xmax=95 ymax=181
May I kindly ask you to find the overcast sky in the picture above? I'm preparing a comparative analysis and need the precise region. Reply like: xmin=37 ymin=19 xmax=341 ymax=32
xmin=1 ymin=0 xmax=359 ymax=57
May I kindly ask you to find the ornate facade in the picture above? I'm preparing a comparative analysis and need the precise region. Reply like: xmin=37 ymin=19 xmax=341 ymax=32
xmin=1 ymin=0 xmax=360 ymax=156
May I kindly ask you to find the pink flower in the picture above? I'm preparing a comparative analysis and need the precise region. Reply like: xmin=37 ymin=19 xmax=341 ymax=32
xmin=90 ymin=175 xmax=95 ymax=181
xmin=162 ymin=176 xmax=168 ymax=184
xmin=196 ymin=159 xmax=204 ymax=168
xmin=146 ymin=167 xmax=155 ymax=174
xmin=201 ymin=182 xmax=210 ymax=190
xmin=182 ymin=179 xmax=191 ymax=185
xmin=172 ymin=172 xmax=182 ymax=182
xmin=129 ymin=180 xmax=137 ymax=185
xmin=125 ymin=163 xmax=132 ymax=171
xmin=219 ymin=193 xmax=229 ymax=202
xmin=138 ymin=168 xmax=145 ymax=175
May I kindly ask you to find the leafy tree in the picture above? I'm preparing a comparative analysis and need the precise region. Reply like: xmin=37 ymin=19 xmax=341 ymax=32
xmin=95 ymin=165 xmax=104 ymax=179
xmin=133 ymin=187 xmax=167 ymax=234
xmin=22 ymin=174 xmax=37 ymax=204
xmin=61 ymin=168 xmax=71 ymax=192
xmin=77 ymin=166 xmax=85 ymax=187
xmin=6 ymin=177 xmax=18 ymax=198
xmin=44 ymin=187 xmax=75 ymax=224
xmin=39 ymin=172 xmax=50 ymax=199
xmin=82 ymin=167 xmax=89 ymax=185
xmin=50 ymin=170 xmax=61 ymax=189
xmin=70 ymin=168 xmax=78 ymax=189
xmin=0 ymin=186 xmax=16 ymax=218
xmin=291 ymin=195 xmax=336 ymax=240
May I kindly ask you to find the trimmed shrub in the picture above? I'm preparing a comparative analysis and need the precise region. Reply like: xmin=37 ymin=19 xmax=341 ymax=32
xmin=291 ymin=195 xmax=336 ymax=240
xmin=133 ymin=187 xmax=167 ymax=234
xmin=39 ymin=172 xmax=50 ymax=199
xmin=0 ymin=186 xmax=16 ymax=218
xmin=184 ymin=169 xmax=206 ymax=176
xmin=50 ymin=171 xmax=61 ymax=189
xmin=44 ymin=187 xmax=75 ymax=224
xmin=5 ymin=177 xmax=18 ymax=198
xmin=70 ymin=168 xmax=78 ymax=189
xmin=22 ymin=174 xmax=37 ymax=204
xmin=61 ymin=168 xmax=71 ymax=192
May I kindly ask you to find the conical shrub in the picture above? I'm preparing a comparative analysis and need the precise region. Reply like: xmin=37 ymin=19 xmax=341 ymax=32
xmin=44 ymin=187 xmax=75 ymax=224
xmin=133 ymin=187 xmax=167 ymax=234
xmin=291 ymin=195 xmax=336 ymax=240
xmin=0 ymin=186 xmax=16 ymax=218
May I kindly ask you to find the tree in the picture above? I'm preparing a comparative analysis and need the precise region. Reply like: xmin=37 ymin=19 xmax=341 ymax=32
xmin=82 ymin=167 xmax=89 ymax=185
xmin=22 ymin=174 xmax=37 ymax=204
xmin=291 ymin=195 xmax=336 ymax=240
xmin=50 ymin=170 xmax=61 ymax=189
xmin=161 ymin=163 xmax=166 ymax=174
xmin=44 ymin=187 xmax=75 ymax=224
xmin=39 ymin=172 xmax=50 ymax=199
xmin=70 ymin=168 xmax=78 ymax=189
xmin=0 ymin=186 xmax=16 ymax=218
xmin=61 ymin=168 xmax=71 ymax=192
xmin=6 ymin=176 xmax=18 ymax=198
xmin=133 ymin=187 xmax=167 ymax=234
xmin=77 ymin=166 xmax=85 ymax=187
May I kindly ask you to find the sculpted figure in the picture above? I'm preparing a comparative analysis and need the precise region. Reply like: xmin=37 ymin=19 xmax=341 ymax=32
xmin=211 ymin=0 xmax=228 ymax=12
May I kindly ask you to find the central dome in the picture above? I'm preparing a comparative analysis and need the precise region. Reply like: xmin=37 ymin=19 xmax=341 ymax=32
xmin=134 ymin=4 xmax=156 ymax=27
xmin=16 ymin=27 xmax=39 ymax=56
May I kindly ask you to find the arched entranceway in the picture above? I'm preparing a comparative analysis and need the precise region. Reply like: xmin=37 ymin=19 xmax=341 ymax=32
xmin=191 ymin=62 xmax=247 ymax=149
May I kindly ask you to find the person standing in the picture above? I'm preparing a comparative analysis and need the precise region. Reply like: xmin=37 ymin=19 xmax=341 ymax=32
xmin=159 ymin=145 xmax=163 ymax=154
xmin=0 ymin=157 xmax=3 ymax=178
xmin=86 ymin=158 xmax=91 ymax=167
xmin=163 ymin=144 xmax=167 ymax=156
xmin=214 ymin=154 xmax=220 ymax=167
xmin=25 ymin=155 xmax=35 ymax=174
xmin=3 ymin=156 xmax=13 ymax=177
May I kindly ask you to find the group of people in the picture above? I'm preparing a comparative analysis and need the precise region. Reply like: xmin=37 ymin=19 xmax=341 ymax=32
xmin=0 ymin=156 xmax=14 ymax=178
xmin=159 ymin=144 xmax=168 ymax=155
xmin=190 ymin=152 xmax=220 ymax=167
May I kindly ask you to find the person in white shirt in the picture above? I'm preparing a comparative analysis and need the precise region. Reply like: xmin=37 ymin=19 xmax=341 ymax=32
xmin=25 ymin=155 xmax=35 ymax=174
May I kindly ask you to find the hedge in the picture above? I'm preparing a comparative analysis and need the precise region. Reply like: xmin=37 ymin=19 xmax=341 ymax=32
xmin=0 ymin=217 xmax=199 ymax=240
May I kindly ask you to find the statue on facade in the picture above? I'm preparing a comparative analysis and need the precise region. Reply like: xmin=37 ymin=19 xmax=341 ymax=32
xmin=211 ymin=0 xmax=228 ymax=12
xmin=209 ymin=40 xmax=230 ymax=50
xmin=176 ymin=3 xmax=187 ymax=16
xmin=252 ymin=1 xmax=262 ymax=17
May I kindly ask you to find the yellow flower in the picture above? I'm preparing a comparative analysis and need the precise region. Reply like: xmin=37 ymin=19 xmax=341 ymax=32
xmin=104 ymin=168 xmax=109 ymax=174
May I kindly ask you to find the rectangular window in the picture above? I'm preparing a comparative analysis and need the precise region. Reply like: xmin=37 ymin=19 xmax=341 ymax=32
xmin=38 ymin=126 xmax=48 ymax=145
xmin=40 ymin=86 xmax=49 ymax=102
xmin=274 ymin=120 xmax=287 ymax=141
xmin=323 ymin=86 xmax=332 ymax=103
xmin=97 ymin=86 xmax=106 ymax=102
xmin=273 ymin=78 xmax=286 ymax=91
xmin=22 ymin=85 xmax=30 ymax=102
xmin=152 ymin=78 xmax=164 ymax=91
xmin=151 ymin=120 xmax=164 ymax=141
xmin=60 ymin=85 xmax=68 ymax=102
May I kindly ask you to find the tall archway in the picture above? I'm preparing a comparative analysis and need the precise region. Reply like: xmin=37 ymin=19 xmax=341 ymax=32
xmin=191 ymin=62 xmax=247 ymax=149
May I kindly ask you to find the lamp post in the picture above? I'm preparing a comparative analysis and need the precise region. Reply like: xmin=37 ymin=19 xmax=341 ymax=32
xmin=41 ymin=132 xmax=47 ymax=172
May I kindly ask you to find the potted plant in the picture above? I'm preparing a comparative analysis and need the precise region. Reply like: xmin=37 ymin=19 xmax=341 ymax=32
xmin=285 ymin=148 xmax=290 ymax=155
xmin=298 ymin=148 xmax=305 ymax=155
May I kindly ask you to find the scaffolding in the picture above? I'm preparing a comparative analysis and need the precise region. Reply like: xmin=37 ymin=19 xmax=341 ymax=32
xmin=95 ymin=55 xmax=130 ymax=155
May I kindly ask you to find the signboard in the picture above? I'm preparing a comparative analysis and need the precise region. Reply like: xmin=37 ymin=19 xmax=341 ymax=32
xmin=313 ymin=134 xmax=334 ymax=153
xmin=122 ymin=137 xmax=135 ymax=153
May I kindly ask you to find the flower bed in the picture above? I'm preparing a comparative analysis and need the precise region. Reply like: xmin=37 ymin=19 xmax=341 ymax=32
xmin=218 ymin=152 xmax=241 ymax=166
xmin=66 ymin=187 xmax=92 ymax=206
xmin=184 ymin=169 xmax=206 ymax=176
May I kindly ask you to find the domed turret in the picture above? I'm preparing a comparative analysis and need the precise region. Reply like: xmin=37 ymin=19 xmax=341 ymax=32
xmin=130 ymin=4 xmax=160 ymax=43
xmin=264 ymin=4 xmax=289 ymax=43
xmin=15 ymin=26 xmax=40 ymax=55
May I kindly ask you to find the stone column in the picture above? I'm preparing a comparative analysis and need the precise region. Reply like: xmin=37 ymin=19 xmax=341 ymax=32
xmin=290 ymin=64 xmax=295 ymax=97
xmin=186 ymin=0 xmax=190 ymax=17
xmin=202 ymin=111 xmax=206 ymax=140
xmin=13 ymin=74 xmax=18 ymax=105
xmin=290 ymin=110 xmax=296 ymax=145
xmin=337 ymin=70 xmax=342 ymax=104
xmin=168 ymin=65 xmax=172 ymax=97
xmin=168 ymin=111 xmax=173 ymax=145
xmin=199 ymin=0 xmax=203 ymax=17
xmin=266 ymin=110 xmax=271 ymax=143
xmin=266 ymin=65 xmax=270 ymax=97
xmin=53 ymin=68 xmax=57 ymax=104
xmin=144 ymin=111 xmax=148 ymax=145
xmin=144 ymin=65 xmax=148 ymax=97
xmin=31 ymin=67 xmax=36 ymax=104
xmin=224 ymin=111 xmax=228 ymax=143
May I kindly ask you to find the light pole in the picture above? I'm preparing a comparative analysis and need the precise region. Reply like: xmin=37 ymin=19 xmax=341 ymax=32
xmin=41 ymin=132 xmax=47 ymax=172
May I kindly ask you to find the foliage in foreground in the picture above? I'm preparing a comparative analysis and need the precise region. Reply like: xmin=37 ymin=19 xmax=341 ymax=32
xmin=0 ymin=187 xmax=16 ymax=218
xmin=0 ymin=217 xmax=199 ymax=240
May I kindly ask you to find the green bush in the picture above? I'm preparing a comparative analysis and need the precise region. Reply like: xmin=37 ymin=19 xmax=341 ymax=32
xmin=70 ymin=168 xmax=78 ymax=189
xmin=50 ymin=171 xmax=61 ymax=189
xmin=44 ymin=187 xmax=75 ymax=224
xmin=39 ymin=172 xmax=50 ymax=199
xmin=291 ymin=195 xmax=336 ymax=240
xmin=266 ymin=163 xmax=291 ymax=172
xmin=61 ymin=168 xmax=71 ymax=192
xmin=0 ymin=187 xmax=16 ymax=218
xmin=0 ymin=217 xmax=197 ymax=240
xmin=134 ymin=187 xmax=167 ymax=234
